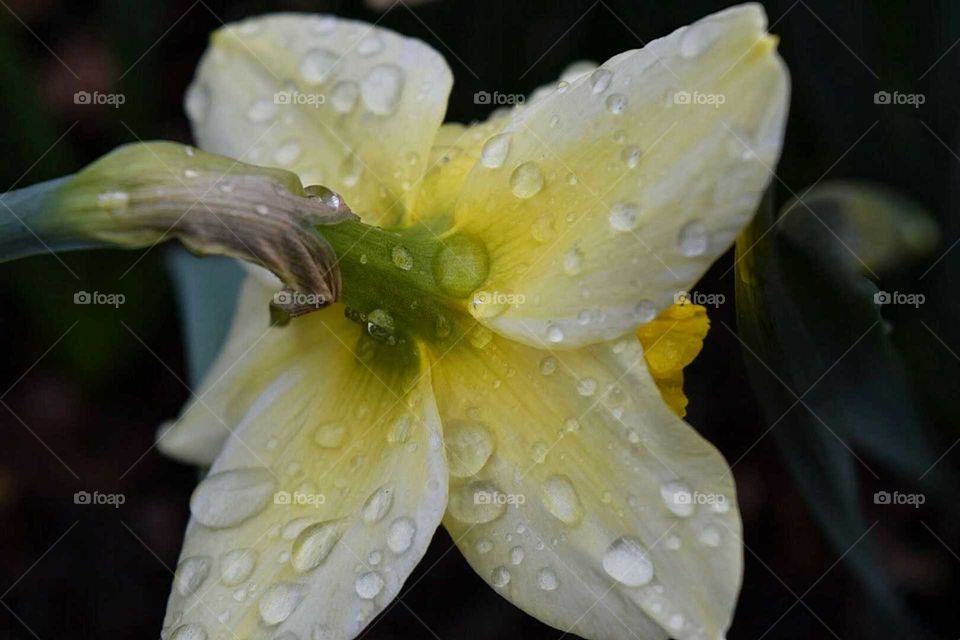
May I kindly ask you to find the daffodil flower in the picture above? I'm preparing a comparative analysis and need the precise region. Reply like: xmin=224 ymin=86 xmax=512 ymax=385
xmin=143 ymin=4 xmax=787 ymax=639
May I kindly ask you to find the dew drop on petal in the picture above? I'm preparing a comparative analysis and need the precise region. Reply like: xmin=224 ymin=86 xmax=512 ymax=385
xmin=510 ymin=162 xmax=544 ymax=199
xmin=387 ymin=517 xmax=417 ymax=554
xmin=539 ymin=356 xmax=557 ymax=376
xmin=699 ymin=525 xmax=722 ymax=548
xmin=300 ymin=48 xmax=338 ymax=84
xmin=678 ymin=220 xmax=709 ymax=257
xmin=357 ymin=34 xmax=384 ymax=56
xmin=258 ymin=582 xmax=304 ymax=626
xmin=391 ymin=245 xmax=414 ymax=271
xmin=355 ymin=571 xmax=385 ymax=599
xmin=361 ymin=485 xmax=394 ymax=524
xmin=490 ymin=565 xmax=511 ymax=588
xmin=546 ymin=324 xmax=565 ymax=343
xmin=291 ymin=521 xmax=342 ymax=573
xmin=314 ymin=422 xmax=346 ymax=448
xmin=361 ymin=64 xmax=404 ymax=115
xmin=220 ymin=548 xmax=258 ymax=586
xmin=563 ymin=248 xmax=584 ymax=275
xmin=190 ymin=467 xmax=276 ymax=529
xmin=537 ymin=567 xmax=559 ymax=591
xmin=576 ymin=377 xmax=597 ymax=397
xmin=621 ymin=145 xmax=642 ymax=168
xmin=480 ymin=134 xmax=511 ymax=169
xmin=246 ymin=97 xmax=278 ymax=123
xmin=605 ymin=93 xmax=628 ymax=114
xmin=509 ymin=545 xmax=525 ymax=565
xmin=445 ymin=420 xmax=495 ymax=478
xmin=660 ymin=480 xmax=695 ymax=518
xmin=330 ymin=80 xmax=360 ymax=113
xmin=174 ymin=556 xmax=211 ymax=596
xmin=541 ymin=475 xmax=584 ymax=526
xmin=589 ymin=68 xmax=613 ymax=94
xmin=602 ymin=536 xmax=654 ymax=586
xmin=634 ymin=300 xmax=657 ymax=323
xmin=608 ymin=201 xmax=640 ymax=232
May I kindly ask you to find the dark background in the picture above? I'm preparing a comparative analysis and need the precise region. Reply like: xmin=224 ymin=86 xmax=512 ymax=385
xmin=0 ymin=0 xmax=957 ymax=638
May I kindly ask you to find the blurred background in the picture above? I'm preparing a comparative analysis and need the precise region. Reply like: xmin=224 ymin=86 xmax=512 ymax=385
xmin=0 ymin=0 xmax=957 ymax=638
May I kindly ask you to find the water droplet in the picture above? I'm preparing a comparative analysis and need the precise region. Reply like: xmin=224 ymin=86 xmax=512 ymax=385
xmin=469 ymin=290 xmax=507 ymax=319
xmin=699 ymin=525 xmax=721 ymax=547
xmin=366 ymin=308 xmax=395 ymax=341
xmin=258 ymin=582 xmax=304 ymax=625
xmin=391 ymin=245 xmax=414 ymax=271
xmin=679 ymin=20 xmax=722 ymax=59
xmin=509 ymin=545 xmax=525 ymax=565
xmin=362 ymin=64 xmax=404 ymax=115
xmin=361 ymin=485 xmax=394 ymax=524
xmin=449 ymin=481 xmax=507 ymax=523
xmin=291 ymin=521 xmax=342 ymax=573
xmin=510 ymin=162 xmax=544 ymax=199
xmin=678 ymin=220 xmax=709 ymax=257
xmin=475 ymin=538 xmax=493 ymax=554
xmin=666 ymin=534 xmax=682 ymax=550
xmin=605 ymin=93 xmax=628 ymax=114
xmin=221 ymin=548 xmax=258 ymax=586
xmin=387 ymin=414 xmax=413 ymax=444
xmin=445 ymin=419 xmax=495 ymax=477
xmin=185 ymin=83 xmax=210 ymax=123
xmin=355 ymin=571 xmax=385 ymax=599
xmin=602 ymin=536 xmax=654 ymax=586
xmin=274 ymin=141 xmax=302 ymax=166
xmin=608 ymin=201 xmax=640 ymax=232
xmin=330 ymin=80 xmax=359 ymax=113
xmin=621 ymin=145 xmax=642 ymax=168
xmin=190 ymin=467 xmax=276 ymax=529
xmin=531 ymin=441 xmax=549 ymax=464
xmin=300 ymin=48 xmax=338 ymax=83
xmin=480 ymin=134 xmax=510 ymax=169
xmin=174 ymin=556 xmax=211 ymax=596
xmin=531 ymin=214 xmax=555 ymax=243
xmin=169 ymin=624 xmax=207 ymax=640
xmin=563 ymin=248 xmax=584 ymax=275
xmin=660 ymin=480 xmax=695 ymax=518
xmin=590 ymin=68 xmax=613 ymax=94
xmin=546 ymin=324 xmax=565 ymax=343
xmin=314 ymin=422 xmax=346 ymax=448
xmin=490 ymin=565 xmax=511 ymax=588
xmin=563 ymin=417 xmax=581 ymax=433
xmin=357 ymin=34 xmax=384 ymax=56
xmin=576 ymin=377 xmax=597 ymax=397
xmin=634 ymin=300 xmax=657 ymax=323
xmin=537 ymin=567 xmax=559 ymax=591
xmin=387 ymin=517 xmax=417 ymax=554
xmin=539 ymin=356 xmax=557 ymax=376
xmin=368 ymin=549 xmax=382 ymax=565
xmin=541 ymin=475 xmax=584 ymax=525
xmin=247 ymin=98 xmax=278 ymax=123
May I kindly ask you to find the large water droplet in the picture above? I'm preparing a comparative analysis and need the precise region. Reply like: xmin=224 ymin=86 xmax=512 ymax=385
xmin=220 ymin=548 xmax=258 ymax=586
xmin=546 ymin=324 xmax=565 ymax=343
xmin=605 ymin=93 xmax=628 ymax=114
xmin=480 ymin=134 xmax=511 ymax=169
xmin=542 ymin=475 xmax=584 ymax=525
xmin=314 ymin=422 xmax=346 ymax=448
xmin=387 ymin=517 xmax=417 ymax=554
xmin=608 ymin=201 xmax=640 ymax=232
xmin=258 ymin=582 xmax=304 ymax=626
xmin=679 ymin=20 xmax=723 ymax=59
xmin=355 ymin=571 xmax=385 ymax=599
xmin=445 ymin=419 xmax=495 ymax=477
xmin=246 ymin=97 xmax=278 ymax=123
xmin=510 ymin=162 xmax=544 ymax=199
xmin=330 ymin=80 xmax=359 ymax=113
xmin=170 ymin=624 xmax=207 ymax=640
xmin=602 ymin=536 xmax=654 ymax=586
xmin=190 ymin=467 xmax=276 ymax=529
xmin=677 ymin=220 xmax=709 ymax=257
xmin=174 ymin=556 xmax=211 ymax=596
xmin=589 ymin=68 xmax=613 ymax=94
xmin=449 ymin=480 xmax=507 ymax=523
xmin=537 ymin=567 xmax=559 ymax=591
xmin=361 ymin=485 xmax=394 ymax=524
xmin=490 ymin=565 xmax=511 ymax=588
xmin=660 ymin=480 xmax=695 ymax=518
xmin=300 ymin=48 xmax=338 ymax=83
xmin=291 ymin=521 xmax=342 ymax=573
xmin=362 ymin=64 xmax=404 ymax=115
xmin=391 ymin=245 xmax=414 ymax=271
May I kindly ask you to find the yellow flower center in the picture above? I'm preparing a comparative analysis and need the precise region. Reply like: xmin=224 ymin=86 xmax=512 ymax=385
xmin=637 ymin=303 xmax=710 ymax=417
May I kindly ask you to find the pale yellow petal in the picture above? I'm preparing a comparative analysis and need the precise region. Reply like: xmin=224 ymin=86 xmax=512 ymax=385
xmin=160 ymin=300 xmax=448 ymax=640
xmin=450 ymin=4 xmax=788 ymax=348
xmin=185 ymin=13 xmax=452 ymax=226
xmin=432 ymin=333 xmax=740 ymax=640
